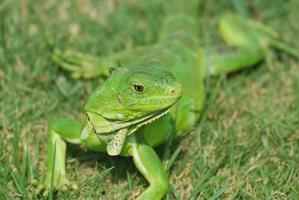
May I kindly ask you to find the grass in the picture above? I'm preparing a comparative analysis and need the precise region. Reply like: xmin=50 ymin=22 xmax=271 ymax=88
xmin=1 ymin=0 xmax=299 ymax=199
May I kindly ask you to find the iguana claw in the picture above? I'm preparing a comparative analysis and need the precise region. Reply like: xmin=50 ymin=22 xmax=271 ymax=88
xmin=37 ymin=176 xmax=78 ymax=196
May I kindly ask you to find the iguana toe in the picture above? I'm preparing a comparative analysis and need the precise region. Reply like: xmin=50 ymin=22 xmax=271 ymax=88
xmin=37 ymin=176 xmax=78 ymax=196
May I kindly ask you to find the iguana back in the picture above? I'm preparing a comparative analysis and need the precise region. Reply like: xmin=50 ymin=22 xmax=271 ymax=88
xmin=124 ymin=0 xmax=205 ymax=132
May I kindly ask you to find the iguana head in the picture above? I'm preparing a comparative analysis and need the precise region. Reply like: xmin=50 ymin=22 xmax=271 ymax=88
xmin=85 ymin=62 xmax=182 ymax=136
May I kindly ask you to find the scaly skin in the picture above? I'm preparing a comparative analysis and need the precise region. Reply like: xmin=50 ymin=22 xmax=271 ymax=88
xmin=39 ymin=1 xmax=298 ymax=199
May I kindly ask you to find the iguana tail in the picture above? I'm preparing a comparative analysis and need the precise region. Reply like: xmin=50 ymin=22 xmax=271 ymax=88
xmin=158 ymin=0 xmax=202 ymax=43
xmin=163 ymin=0 xmax=202 ymax=16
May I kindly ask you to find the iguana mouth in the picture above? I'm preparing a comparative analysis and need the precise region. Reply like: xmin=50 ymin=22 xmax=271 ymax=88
xmin=87 ymin=107 xmax=171 ymax=137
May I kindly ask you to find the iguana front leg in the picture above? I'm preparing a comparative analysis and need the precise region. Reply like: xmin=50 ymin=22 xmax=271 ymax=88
xmin=37 ymin=118 xmax=83 ymax=195
xmin=38 ymin=118 xmax=106 ymax=195
xmin=130 ymin=135 xmax=169 ymax=200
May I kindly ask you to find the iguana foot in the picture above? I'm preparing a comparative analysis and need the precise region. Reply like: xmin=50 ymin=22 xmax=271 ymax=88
xmin=52 ymin=49 xmax=110 ymax=79
xmin=37 ymin=175 xmax=78 ymax=196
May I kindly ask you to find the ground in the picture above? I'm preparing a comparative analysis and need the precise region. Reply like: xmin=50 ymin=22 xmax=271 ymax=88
xmin=0 ymin=0 xmax=299 ymax=199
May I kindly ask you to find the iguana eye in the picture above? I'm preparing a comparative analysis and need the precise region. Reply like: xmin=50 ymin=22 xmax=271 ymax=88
xmin=132 ymin=84 xmax=144 ymax=93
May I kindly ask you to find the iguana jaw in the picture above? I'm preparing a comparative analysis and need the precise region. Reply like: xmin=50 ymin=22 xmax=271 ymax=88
xmin=87 ymin=107 xmax=172 ymax=156
xmin=86 ymin=106 xmax=172 ymax=136
xmin=126 ymin=107 xmax=171 ymax=135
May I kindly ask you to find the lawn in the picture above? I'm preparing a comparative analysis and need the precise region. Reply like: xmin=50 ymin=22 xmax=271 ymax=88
xmin=1 ymin=0 xmax=299 ymax=199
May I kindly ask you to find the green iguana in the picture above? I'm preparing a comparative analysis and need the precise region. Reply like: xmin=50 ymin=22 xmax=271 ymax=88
xmin=38 ymin=0 xmax=298 ymax=199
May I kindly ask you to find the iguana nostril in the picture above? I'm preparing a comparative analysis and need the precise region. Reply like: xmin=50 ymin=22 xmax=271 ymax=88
xmin=167 ymin=88 xmax=176 ymax=96
xmin=167 ymin=85 xmax=182 ymax=98
xmin=166 ymin=82 xmax=183 ymax=98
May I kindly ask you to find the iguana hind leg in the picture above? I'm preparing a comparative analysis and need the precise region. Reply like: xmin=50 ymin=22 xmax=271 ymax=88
xmin=52 ymin=45 xmax=155 ymax=79
xmin=207 ymin=13 xmax=298 ymax=76
xmin=206 ymin=13 xmax=267 ymax=76
xmin=205 ymin=46 xmax=265 ymax=76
